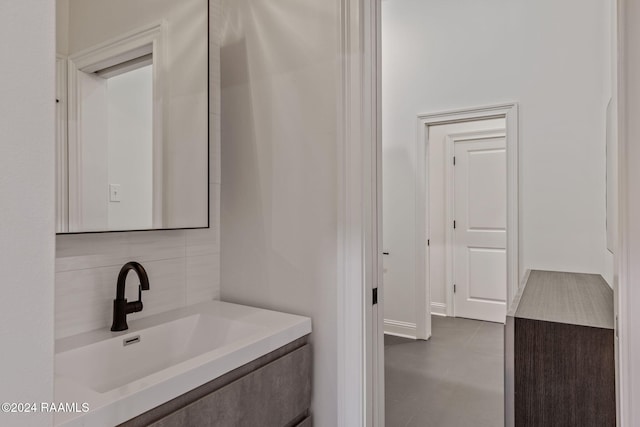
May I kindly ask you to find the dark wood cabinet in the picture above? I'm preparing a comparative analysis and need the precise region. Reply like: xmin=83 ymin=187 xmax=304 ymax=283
xmin=505 ymin=270 xmax=615 ymax=427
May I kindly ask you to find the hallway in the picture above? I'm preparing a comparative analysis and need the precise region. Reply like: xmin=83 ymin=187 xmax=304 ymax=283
xmin=385 ymin=317 xmax=504 ymax=427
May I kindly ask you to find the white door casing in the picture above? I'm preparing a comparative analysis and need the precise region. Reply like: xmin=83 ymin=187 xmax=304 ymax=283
xmin=452 ymin=133 xmax=507 ymax=323
xmin=417 ymin=103 xmax=520 ymax=329
xmin=56 ymin=56 xmax=68 ymax=233
xmin=337 ymin=0 xmax=382 ymax=425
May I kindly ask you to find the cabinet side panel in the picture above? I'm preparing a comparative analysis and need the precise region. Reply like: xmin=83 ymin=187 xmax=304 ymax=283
xmin=514 ymin=318 xmax=615 ymax=427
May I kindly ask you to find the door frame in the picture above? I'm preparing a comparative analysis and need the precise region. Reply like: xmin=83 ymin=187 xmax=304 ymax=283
xmin=337 ymin=0 xmax=382 ymax=425
xmin=342 ymin=0 xmax=630 ymax=424
xmin=66 ymin=22 xmax=165 ymax=231
xmin=417 ymin=103 xmax=520 ymax=322
xmin=617 ymin=0 xmax=633 ymax=425
xmin=56 ymin=55 xmax=69 ymax=233
xmin=446 ymin=129 xmax=507 ymax=319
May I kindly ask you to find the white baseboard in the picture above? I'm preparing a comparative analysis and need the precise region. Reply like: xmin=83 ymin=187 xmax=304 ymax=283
xmin=383 ymin=319 xmax=417 ymax=339
xmin=431 ymin=302 xmax=447 ymax=317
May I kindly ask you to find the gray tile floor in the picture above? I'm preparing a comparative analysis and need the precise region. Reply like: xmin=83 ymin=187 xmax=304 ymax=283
xmin=385 ymin=316 xmax=504 ymax=427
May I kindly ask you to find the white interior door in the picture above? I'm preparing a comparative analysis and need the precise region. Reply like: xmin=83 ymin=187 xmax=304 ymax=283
xmin=453 ymin=135 xmax=507 ymax=323
xmin=74 ymin=71 xmax=109 ymax=232
xmin=427 ymin=119 xmax=506 ymax=318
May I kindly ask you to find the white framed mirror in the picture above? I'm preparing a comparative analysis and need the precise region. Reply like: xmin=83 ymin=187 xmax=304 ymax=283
xmin=55 ymin=0 xmax=209 ymax=233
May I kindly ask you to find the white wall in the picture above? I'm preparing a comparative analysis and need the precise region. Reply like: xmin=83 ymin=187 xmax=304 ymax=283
xmin=382 ymin=0 xmax=612 ymax=325
xmin=107 ymin=65 xmax=154 ymax=230
xmin=0 ymin=1 xmax=55 ymax=425
xmin=219 ymin=0 xmax=339 ymax=424
xmin=604 ymin=0 xmax=618 ymax=291
xmin=55 ymin=0 xmax=221 ymax=339
xmin=56 ymin=0 xmax=69 ymax=55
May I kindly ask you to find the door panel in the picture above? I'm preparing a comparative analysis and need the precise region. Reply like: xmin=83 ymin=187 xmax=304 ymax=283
xmin=467 ymin=247 xmax=507 ymax=302
xmin=454 ymin=136 xmax=507 ymax=323
xmin=468 ymin=149 xmax=507 ymax=230
xmin=76 ymin=71 xmax=109 ymax=232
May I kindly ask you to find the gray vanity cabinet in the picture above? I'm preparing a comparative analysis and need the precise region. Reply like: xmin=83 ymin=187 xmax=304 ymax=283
xmin=505 ymin=270 xmax=615 ymax=427
xmin=120 ymin=336 xmax=312 ymax=427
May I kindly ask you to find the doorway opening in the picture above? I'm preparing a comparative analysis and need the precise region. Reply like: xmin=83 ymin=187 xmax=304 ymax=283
xmin=384 ymin=105 xmax=517 ymax=426
xmin=61 ymin=23 xmax=165 ymax=233
xmin=447 ymin=126 xmax=507 ymax=323
xmin=419 ymin=105 xmax=519 ymax=327
xmin=338 ymin=0 xmax=618 ymax=424
xmin=383 ymin=104 xmax=518 ymax=341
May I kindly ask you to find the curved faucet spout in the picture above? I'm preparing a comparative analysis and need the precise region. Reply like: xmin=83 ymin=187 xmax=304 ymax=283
xmin=115 ymin=261 xmax=150 ymax=300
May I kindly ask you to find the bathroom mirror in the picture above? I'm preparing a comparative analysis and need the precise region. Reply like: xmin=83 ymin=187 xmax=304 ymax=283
xmin=55 ymin=0 xmax=209 ymax=233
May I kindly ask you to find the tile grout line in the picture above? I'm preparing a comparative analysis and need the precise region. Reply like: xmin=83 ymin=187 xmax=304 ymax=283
xmin=55 ymin=255 xmax=189 ymax=273
xmin=183 ymin=232 xmax=188 ymax=306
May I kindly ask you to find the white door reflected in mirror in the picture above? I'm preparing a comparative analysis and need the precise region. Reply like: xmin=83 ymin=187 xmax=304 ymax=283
xmin=55 ymin=0 xmax=209 ymax=233
xmin=105 ymin=64 xmax=153 ymax=230
xmin=75 ymin=61 xmax=153 ymax=231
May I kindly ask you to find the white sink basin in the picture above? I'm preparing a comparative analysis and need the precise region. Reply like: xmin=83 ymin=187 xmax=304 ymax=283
xmin=54 ymin=301 xmax=311 ymax=427
xmin=56 ymin=313 xmax=265 ymax=393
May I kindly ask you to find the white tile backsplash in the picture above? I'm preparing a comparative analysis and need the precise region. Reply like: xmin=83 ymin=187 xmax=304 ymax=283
xmin=55 ymin=256 xmax=190 ymax=337
xmin=55 ymin=196 xmax=220 ymax=339
xmin=56 ymin=230 xmax=186 ymax=272
xmin=186 ymin=253 xmax=221 ymax=305
xmin=55 ymin=2 xmax=221 ymax=339
xmin=186 ymin=188 xmax=220 ymax=256
xmin=209 ymin=113 xmax=221 ymax=184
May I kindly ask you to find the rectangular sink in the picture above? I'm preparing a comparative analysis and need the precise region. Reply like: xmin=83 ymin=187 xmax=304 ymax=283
xmin=54 ymin=301 xmax=311 ymax=426
xmin=56 ymin=314 xmax=265 ymax=393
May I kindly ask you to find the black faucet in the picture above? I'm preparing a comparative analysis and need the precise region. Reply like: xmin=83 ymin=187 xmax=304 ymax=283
xmin=110 ymin=261 xmax=150 ymax=332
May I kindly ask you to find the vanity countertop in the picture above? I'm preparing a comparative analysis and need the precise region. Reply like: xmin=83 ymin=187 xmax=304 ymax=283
xmin=54 ymin=301 xmax=311 ymax=427
xmin=508 ymin=269 xmax=614 ymax=329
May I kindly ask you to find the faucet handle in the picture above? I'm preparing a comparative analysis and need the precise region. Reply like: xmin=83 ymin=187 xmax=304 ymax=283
xmin=127 ymin=284 xmax=144 ymax=313
xmin=129 ymin=283 xmax=146 ymax=312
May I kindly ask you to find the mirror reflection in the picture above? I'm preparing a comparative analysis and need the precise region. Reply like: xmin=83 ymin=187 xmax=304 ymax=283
xmin=55 ymin=0 xmax=209 ymax=233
